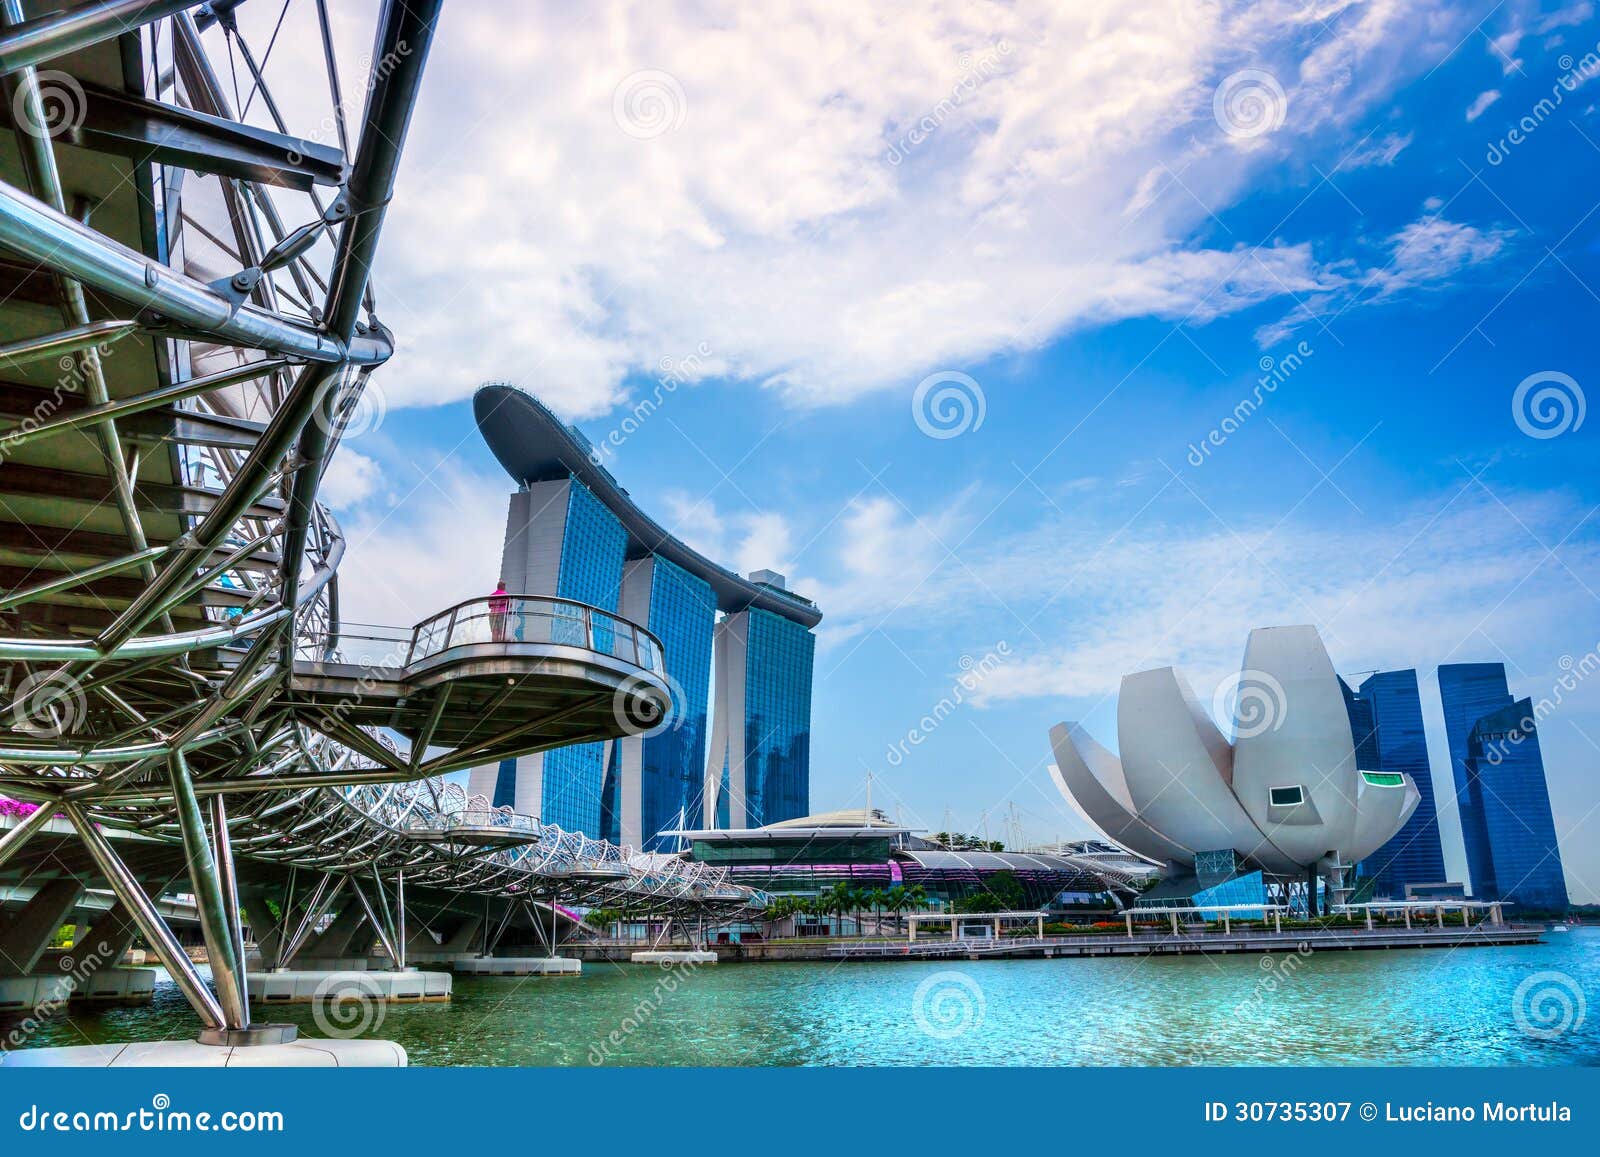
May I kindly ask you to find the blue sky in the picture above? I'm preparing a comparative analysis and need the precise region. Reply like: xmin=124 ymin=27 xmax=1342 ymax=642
xmin=265 ymin=1 xmax=1600 ymax=900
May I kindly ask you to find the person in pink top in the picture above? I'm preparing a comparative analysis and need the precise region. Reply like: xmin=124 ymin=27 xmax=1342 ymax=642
xmin=489 ymin=579 xmax=510 ymax=641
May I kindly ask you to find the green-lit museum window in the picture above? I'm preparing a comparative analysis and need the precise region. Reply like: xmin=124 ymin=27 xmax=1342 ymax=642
xmin=1361 ymin=772 xmax=1405 ymax=787
xmin=1269 ymin=785 xmax=1304 ymax=806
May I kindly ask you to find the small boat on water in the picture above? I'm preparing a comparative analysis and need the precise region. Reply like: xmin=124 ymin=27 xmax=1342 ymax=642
xmin=1549 ymin=922 xmax=1570 ymax=933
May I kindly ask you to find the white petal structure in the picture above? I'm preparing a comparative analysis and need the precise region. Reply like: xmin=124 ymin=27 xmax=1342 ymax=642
xmin=1048 ymin=724 xmax=1192 ymax=868
xmin=1048 ymin=626 xmax=1419 ymax=877
xmin=1230 ymin=626 xmax=1359 ymax=867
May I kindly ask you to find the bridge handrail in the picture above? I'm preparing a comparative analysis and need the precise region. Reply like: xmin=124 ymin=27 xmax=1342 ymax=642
xmin=410 ymin=594 xmax=663 ymax=671
xmin=303 ymin=594 xmax=665 ymax=673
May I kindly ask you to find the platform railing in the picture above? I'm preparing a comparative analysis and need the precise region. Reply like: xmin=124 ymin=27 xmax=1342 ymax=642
xmin=304 ymin=594 xmax=665 ymax=673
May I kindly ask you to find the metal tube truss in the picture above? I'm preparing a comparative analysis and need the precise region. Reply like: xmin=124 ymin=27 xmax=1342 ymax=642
xmin=0 ymin=0 xmax=759 ymax=1039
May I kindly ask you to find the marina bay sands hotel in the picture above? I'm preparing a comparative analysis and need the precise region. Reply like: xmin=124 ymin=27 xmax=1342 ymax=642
xmin=468 ymin=385 xmax=821 ymax=849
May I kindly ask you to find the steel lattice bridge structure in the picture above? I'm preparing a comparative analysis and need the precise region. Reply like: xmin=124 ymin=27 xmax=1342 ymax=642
xmin=0 ymin=0 xmax=755 ymax=1047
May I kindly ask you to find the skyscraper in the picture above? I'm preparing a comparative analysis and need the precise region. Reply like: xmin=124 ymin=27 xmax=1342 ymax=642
xmin=1438 ymin=663 xmax=1514 ymax=899
xmin=468 ymin=477 xmax=628 ymax=832
xmin=612 ymin=556 xmax=717 ymax=850
xmin=1348 ymin=670 xmax=1447 ymax=896
xmin=469 ymin=384 xmax=822 ymax=843
xmin=1463 ymin=700 xmax=1569 ymax=911
xmin=704 ymin=592 xmax=816 ymax=829
xmin=1438 ymin=663 xmax=1568 ymax=910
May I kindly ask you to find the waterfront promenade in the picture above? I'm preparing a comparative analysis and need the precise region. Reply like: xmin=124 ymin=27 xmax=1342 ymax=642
xmin=562 ymin=922 xmax=1545 ymax=963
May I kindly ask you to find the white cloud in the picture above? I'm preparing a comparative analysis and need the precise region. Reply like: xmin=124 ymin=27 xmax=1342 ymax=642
xmin=220 ymin=0 xmax=1492 ymax=420
xmin=332 ymin=462 xmax=511 ymax=628
xmin=1466 ymin=89 xmax=1502 ymax=121
xmin=661 ymin=492 xmax=797 ymax=581
xmin=319 ymin=449 xmax=382 ymax=508
xmin=1343 ymin=131 xmax=1413 ymax=167
xmin=1251 ymin=215 xmax=1508 ymax=345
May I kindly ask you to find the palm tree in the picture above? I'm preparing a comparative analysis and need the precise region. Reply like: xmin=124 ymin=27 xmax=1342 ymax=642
xmin=862 ymin=888 xmax=885 ymax=937
xmin=881 ymin=884 xmax=909 ymax=934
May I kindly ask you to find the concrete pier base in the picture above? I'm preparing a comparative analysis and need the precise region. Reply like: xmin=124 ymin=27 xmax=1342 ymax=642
xmin=1 ymin=1038 xmax=407 ymax=1067
xmin=0 ymin=974 xmax=73 ymax=1012
xmin=454 ymin=956 xmax=580 ymax=976
xmin=246 ymin=969 xmax=450 ymax=1005
xmin=68 ymin=968 xmax=156 ymax=1004
xmin=631 ymin=950 xmax=717 ymax=964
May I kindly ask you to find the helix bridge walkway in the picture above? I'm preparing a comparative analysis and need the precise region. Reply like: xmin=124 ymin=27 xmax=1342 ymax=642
xmin=0 ymin=0 xmax=756 ymax=1065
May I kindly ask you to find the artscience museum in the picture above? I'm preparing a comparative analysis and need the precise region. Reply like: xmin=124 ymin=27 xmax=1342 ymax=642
xmin=1049 ymin=625 xmax=1423 ymax=914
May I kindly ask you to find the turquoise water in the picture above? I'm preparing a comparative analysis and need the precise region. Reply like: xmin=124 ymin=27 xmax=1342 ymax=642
xmin=9 ymin=929 xmax=1599 ymax=1066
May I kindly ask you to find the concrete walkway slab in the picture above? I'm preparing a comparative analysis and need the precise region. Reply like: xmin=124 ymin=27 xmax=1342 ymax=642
xmin=454 ymin=956 xmax=580 ymax=975
xmin=247 ymin=969 xmax=450 ymax=1005
xmin=630 ymin=950 xmax=717 ymax=964
xmin=1 ymin=1038 xmax=407 ymax=1067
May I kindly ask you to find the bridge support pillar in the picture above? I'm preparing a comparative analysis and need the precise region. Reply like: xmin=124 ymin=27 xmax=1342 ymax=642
xmin=294 ymin=897 xmax=370 ymax=965
xmin=0 ymin=879 xmax=81 ymax=975
xmin=439 ymin=915 xmax=483 ymax=954
xmin=241 ymin=893 xmax=285 ymax=970
xmin=70 ymin=899 xmax=143 ymax=971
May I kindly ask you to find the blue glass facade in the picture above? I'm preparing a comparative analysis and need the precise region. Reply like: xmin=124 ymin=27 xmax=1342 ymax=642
xmin=1193 ymin=870 xmax=1266 ymax=920
xmin=1351 ymin=670 xmax=1447 ymax=896
xmin=494 ymin=479 xmax=627 ymax=835
xmin=742 ymin=608 xmax=814 ymax=826
xmin=1464 ymin=700 xmax=1569 ymax=911
xmin=637 ymin=558 xmax=715 ymax=851
xmin=1438 ymin=663 xmax=1514 ymax=899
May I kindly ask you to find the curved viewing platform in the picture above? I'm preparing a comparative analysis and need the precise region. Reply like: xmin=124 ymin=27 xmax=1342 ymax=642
xmin=287 ymin=595 xmax=671 ymax=777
